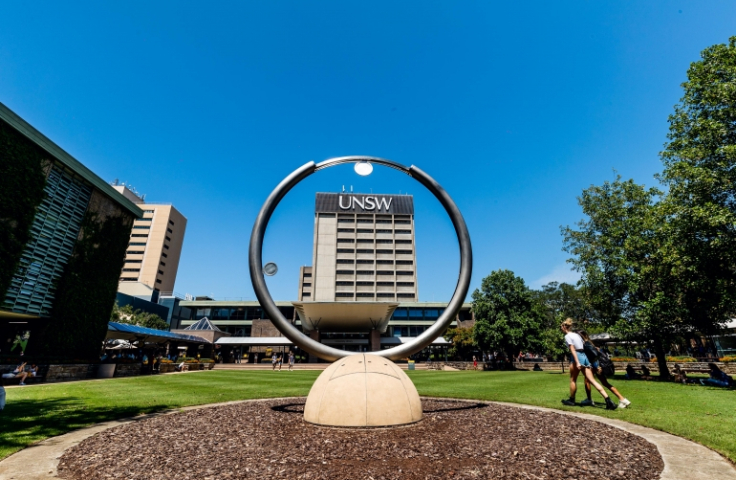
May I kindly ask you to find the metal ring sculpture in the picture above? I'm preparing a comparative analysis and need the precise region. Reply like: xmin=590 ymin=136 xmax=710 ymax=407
xmin=249 ymin=156 xmax=472 ymax=362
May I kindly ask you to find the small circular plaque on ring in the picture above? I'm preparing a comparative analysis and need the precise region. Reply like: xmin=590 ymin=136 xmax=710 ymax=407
xmin=262 ymin=262 xmax=278 ymax=276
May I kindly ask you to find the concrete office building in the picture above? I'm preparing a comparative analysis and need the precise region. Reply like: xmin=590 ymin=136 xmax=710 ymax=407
xmin=113 ymin=185 xmax=187 ymax=295
xmin=302 ymin=193 xmax=418 ymax=302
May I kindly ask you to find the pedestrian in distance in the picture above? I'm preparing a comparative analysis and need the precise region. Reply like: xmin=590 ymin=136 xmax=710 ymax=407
xmin=560 ymin=319 xmax=617 ymax=410
xmin=278 ymin=354 xmax=283 ymax=371
xmin=578 ymin=331 xmax=631 ymax=409
xmin=272 ymin=354 xmax=278 ymax=371
xmin=288 ymin=352 xmax=295 ymax=371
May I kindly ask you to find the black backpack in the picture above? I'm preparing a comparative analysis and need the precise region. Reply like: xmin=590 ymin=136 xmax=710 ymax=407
xmin=596 ymin=347 xmax=615 ymax=377
xmin=583 ymin=341 xmax=599 ymax=362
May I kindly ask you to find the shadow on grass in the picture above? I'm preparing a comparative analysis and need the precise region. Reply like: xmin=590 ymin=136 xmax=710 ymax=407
xmin=269 ymin=400 xmax=489 ymax=416
xmin=0 ymin=397 xmax=169 ymax=456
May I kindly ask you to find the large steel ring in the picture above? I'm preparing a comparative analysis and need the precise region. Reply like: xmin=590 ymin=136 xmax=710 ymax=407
xmin=249 ymin=156 xmax=472 ymax=362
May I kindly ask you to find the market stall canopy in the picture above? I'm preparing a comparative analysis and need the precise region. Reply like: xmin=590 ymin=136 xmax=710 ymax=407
xmin=107 ymin=322 xmax=209 ymax=345
xmin=292 ymin=302 xmax=399 ymax=333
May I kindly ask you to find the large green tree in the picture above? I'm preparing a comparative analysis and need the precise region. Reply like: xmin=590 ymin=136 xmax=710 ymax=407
xmin=472 ymin=269 xmax=545 ymax=364
xmin=658 ymin=36 xmax=736 ymax=338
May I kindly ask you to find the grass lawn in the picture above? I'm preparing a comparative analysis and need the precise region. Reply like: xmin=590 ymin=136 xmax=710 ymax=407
xmin=1 ymin=370 xmax=734 ymax=463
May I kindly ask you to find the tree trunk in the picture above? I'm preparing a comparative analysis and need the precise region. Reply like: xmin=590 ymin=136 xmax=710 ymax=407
xmin=652 ymin=335 xmax=670 ymax=381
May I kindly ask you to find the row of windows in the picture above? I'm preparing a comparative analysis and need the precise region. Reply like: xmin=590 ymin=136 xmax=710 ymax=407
xmin=337 ymin=228 xmax=410 ymax=234
xmin=336 ymin=249 xmax=413 ymax=254
xmin=336 ymin=259 xmax=414 ymax=265
xmin=337 ymin=238 xmax=411 ymax=244
xmin=335 ymin=292 xmax=416 ymax=298
xmin=335 ymin=281 xmax=415 ymax=286
xmin=336 ymin=269 xmax=414 ymax=276
xmin=337 ymin=218 xmax=411 ymax=224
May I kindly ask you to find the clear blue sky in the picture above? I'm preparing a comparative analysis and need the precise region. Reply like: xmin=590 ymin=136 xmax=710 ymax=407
xmin=2 ymin=2 xmax=735 ymax=301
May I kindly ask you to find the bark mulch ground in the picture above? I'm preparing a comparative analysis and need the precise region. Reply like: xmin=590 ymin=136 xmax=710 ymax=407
xmin=58 ymin=398 xmax=663 ymax=480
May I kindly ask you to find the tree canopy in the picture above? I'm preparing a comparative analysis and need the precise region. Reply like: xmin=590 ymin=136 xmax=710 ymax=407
xmin=472 ymin=269 xmax=545 ymax=362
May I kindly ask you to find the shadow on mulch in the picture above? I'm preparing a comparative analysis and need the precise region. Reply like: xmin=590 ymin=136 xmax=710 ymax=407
xmin=0 ymin=397 xmax=169 ymax=454
xmin=270 ymin=400 xmax=489 ymax=416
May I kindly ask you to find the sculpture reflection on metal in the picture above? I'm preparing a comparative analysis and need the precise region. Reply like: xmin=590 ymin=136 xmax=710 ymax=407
xmin=248 ymin=156 xmax=473 ymax=362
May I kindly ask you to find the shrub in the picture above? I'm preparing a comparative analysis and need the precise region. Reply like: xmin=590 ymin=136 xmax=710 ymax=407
xmin=199 ymin=358 xmax=214 ymax=363
xmin=159 ymin=359 xmax=173 ymax=364
xmin=611 ymin=357 xmax=637 ymax=362
xmin=666 ymin=356 xmax=696 ymax=362
xmin=719 ymin=356 xmax=736 ymax=363
xmin=181 ymin=357 xmax=199 ymax=363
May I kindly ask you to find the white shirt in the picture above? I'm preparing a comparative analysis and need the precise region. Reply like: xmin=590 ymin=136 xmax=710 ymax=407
xmin=564 ymin=332 xmax=584 ymax=351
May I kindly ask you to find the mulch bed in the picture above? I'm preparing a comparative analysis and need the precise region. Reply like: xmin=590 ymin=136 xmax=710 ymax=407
xmin=58 ymin=398 xmax=663 ymax=480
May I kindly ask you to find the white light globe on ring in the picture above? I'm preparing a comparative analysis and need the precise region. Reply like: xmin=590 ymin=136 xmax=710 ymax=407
xmin=354 ymin=161 xmax=373 ymax=176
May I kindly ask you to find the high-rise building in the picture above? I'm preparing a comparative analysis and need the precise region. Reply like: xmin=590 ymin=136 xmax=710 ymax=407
xmin=306 ymin=192 xmax=418 ymax=302
xmin=112 ymin=185 xmax=187 ymax=294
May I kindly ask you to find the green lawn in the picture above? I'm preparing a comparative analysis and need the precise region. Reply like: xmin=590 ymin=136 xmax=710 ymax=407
xmin=1 ymin=370 xmax=734 ymax=463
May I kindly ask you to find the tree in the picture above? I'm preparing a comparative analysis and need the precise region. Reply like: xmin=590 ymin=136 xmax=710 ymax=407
xmin=472 ymin=270 xmax=545 ymax=365
xmin=111 ymin=303 xmax=169 ymax=331
xmin=443 ymin=327 xmax=476 ymax=360
xmin=562 ymin=177 xmax=682 ymax=378
xmin=658 ymin=36 xmax=736 ymax=338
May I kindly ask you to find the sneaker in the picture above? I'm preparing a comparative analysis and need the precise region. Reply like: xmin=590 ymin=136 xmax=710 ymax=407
xmin=619 ymin=398 xmax=631 ymax=409
xmin=580 ymin=398 xmax=595 ymax=407
xmin=561 ymin=399 xmax=576 ymax=407
xmin=19 ymin=382 xmax=26 ymax=386
xmin=605 ymin=398 xmax=617 ymax=410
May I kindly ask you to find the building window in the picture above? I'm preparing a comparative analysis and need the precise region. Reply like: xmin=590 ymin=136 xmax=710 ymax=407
xmin=376 ymin=249 xmax=392 ymax=254
xmin=397 ymin=271 xmax=414 ymax=276
xmin=169 ymin=220 xmax=175 ymax=225
xmin=144 ymin=210 xmax=154 ymax=213
xmin=377 ymin=293 xmax=395 ymax=298
xmin=167 ymin=228 xmax=173 ymax=234
xmin=356 ymin=249 xmax=374 ymax=254
xmin=336 ymin=259 xmax=354 ymax=264
xmin=397 ymin=282 xmax=415 ymax=286
xmin=356 ymin=259 xmax=374 ymax=264
xmin=395 ymin=230 xmax=411 ymax=234
xmin=319 ymin=213 xmax=336 ymax=218
xmin=337 ymin=248 xmax=355 ymax=253
xmin=356 ymin=292 xmax=374 ymax=297
xmin=376 ymin=260 xmax=394 ymax=264
xmin=302 ymin=292 xmax=311 ymax=297
xmin=395 ymin=239 xmax=412 ymax=244
xmin=129 ymin=242 xmax=146 ymax=246
xmin=398 ymin=293 xmax=415 ymax=298
xmin=302 ymin=282 xmax=311 ymax=287
xmin=337 ymin=238 xmax=355 ymax=243
xmin=376 ymin=229 xmax=392 ymax=233
xmin=126 ymin=250 xmax=144 ymax=254
xmin=336 ymin=292 xmax=353 ymax=298
xmin=162 ymin=253 xmax=168 ymax=258
xmin=336 ymin=281 xmax=354 ymax=286
xmin=376 ymin=239 xmax=393 ymax=244
xmin=125 ymin=259 xmax=143 ymax=263
xmin=376 ymin=270 xmax=394 ymax=275
xmin=158 ymin=270 xmax=165 ymax=275
xmin=375 ymin=219 xmax=392 ymax=224
xmin=160 ymin=261 xmax=166 ymax=266
xmin=131 ymin=234 xmax=148 ymax=238
xmin=303 ymin=273 xmax=312 ymax=277
xmin=132 ymin=226 xmax=149 ymax=229
xmin=122 ymin=268 xmax=140 ymax=272
xmin=395 ymin=219 xmax=411 ymax=225
xmin=336 ymin=270 xmax=354 ymax=274
xmin=166 ymin=236 xmax=171 ymax=242
xmin=356 ymin=239 xmax=374 ymax=243
xmin=396 ymin=260 xmax=413 ymax=265
xmin=357 ymin=219 xmax=373 ymax=224
xmin=337 ymin=218 xmax=354 ymax=223
xmin=356 ymin=281 xmax=374 ymax=286
xmin=377 ymin=281 xmax=394 ymax=286
xmin=164 ymin=244 xmax=169 ymax=250
xmin=337 ymin=228 xmax=355 ymax=232
xmin=156 ymin=279 xmax=162 ymax=284
xmin=357 ymin=229 xmax=374 ymax=233
xmin=356 ymin=270 xmax=374 ymax=275
xmin=120 ymin=277 xmax=138 ymax=282
xmin=396 ymin=250 xmax=412 ymax=254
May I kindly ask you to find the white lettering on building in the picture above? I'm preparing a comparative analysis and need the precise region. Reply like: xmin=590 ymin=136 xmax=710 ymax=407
xmin=338 ymin=196 xmax=393 ymax=211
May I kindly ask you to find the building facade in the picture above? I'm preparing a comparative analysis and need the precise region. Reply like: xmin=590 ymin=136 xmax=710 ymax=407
xmin=307 ymin=193 xmax=418 ymax=302
xmin=0 ymin=102 xmax=142 ymax=358
xmin=113 ymin=185 xmax=187 ymax=294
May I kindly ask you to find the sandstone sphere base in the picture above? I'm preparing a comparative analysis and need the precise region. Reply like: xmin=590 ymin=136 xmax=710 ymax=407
xmin=303 ymin=353 xmax=423 ymax=427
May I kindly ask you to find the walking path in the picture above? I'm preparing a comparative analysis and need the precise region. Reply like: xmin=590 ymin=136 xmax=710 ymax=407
xmin=0 ymin=397 xmax=733 ymax=480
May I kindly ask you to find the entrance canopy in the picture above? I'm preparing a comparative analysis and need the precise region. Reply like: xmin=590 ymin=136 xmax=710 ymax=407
xmin=107 ymin=321 xmax=208 ymax=345
xmin=292 ymin=302 xmax=399 ymax=333
xmin=216 ymin=336 xmax=293 ymax=346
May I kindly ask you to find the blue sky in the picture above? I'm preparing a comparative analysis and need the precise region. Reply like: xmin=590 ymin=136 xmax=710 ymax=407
xmin=2 ymin=2 xmax=735 ymax=301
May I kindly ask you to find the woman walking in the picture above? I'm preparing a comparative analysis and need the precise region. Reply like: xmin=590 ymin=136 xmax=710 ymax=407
xmin=560 ymin=319 xmax=616 ymax=410
xmin=578 ymin=330 xmax=631 ymax=409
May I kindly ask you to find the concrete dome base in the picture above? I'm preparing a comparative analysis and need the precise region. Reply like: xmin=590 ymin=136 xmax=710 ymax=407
xmin=303 ymin=353 xmax=423 ymax=427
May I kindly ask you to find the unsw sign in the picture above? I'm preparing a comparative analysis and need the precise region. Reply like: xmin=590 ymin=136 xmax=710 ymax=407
xmin=315 ymin=193 xmax=414 ymax=215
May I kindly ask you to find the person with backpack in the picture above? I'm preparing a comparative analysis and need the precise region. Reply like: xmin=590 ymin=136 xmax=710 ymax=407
xmin=578 ymin=330 xmax=631 ymax=409
xmin=560 ymin=319 xmax=617 ymax=410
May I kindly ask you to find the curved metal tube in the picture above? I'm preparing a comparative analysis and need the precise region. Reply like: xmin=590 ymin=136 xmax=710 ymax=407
xmin=249 ymin=156 xmax=472 ymax=362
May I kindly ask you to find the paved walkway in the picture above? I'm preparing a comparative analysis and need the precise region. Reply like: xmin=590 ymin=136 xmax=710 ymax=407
xmin=0 ymin=397 xmax=733 ymax=480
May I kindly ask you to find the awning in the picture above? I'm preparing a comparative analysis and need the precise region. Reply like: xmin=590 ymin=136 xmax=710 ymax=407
xmin=107 ymin=322 xmax=209 ymax=344
xmin=292 ymin=301 xmax=399 ymax=332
